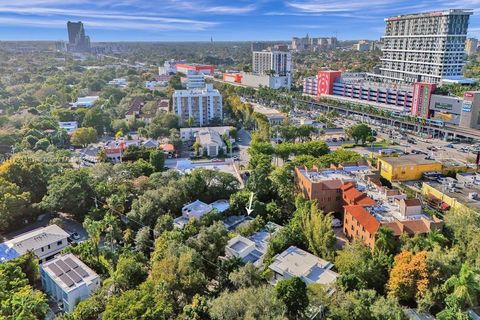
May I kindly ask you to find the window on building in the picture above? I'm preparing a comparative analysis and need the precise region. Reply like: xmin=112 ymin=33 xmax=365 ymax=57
xmin=57 ymin=241 xmax=62 ymax=246
xmin=47 ymin=245 xmax=51 ymax=249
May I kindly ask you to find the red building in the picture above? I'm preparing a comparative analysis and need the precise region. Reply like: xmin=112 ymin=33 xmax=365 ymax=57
xmin=411 ymin=82 xmax=436 ymax=118
xmin=317 ymin=70 xmax=342 ymax=96
xmin=176 ymin=63 xmax=215 ymax=75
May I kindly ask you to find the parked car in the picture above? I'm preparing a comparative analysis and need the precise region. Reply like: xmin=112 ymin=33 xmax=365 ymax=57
xmin=70 ymin=232 xmax=81 ymax=241
xmin=332 ymin=218 xmax=342 ymax=228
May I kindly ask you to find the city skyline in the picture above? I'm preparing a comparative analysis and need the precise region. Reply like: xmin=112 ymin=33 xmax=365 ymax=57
xmin=0 ymin=0 xmax=478 ymax=41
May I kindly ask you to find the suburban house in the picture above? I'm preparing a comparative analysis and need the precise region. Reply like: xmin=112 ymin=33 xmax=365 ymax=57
xmin=40 ymin=254 xmax=100 ymax=312
xmin=225 ymin=222 xmax=282 ymax=267
xmin=58 ymin=121 xmax=78 ymax=134
xmin=268 ymin=246 xmax=338 ymax=288
xmin=70 ymin=96 xmax=99 ymax=108
xmin=180 ymin=126 xmax=234 ymax=141
xmin=196 ymin=128 xmax=227 ymax=157
xmin=0 ymin=225 xmax=70 ymax=264
xmin=124 ymin=97 xmax=145 ymax=122
xmin=174 ymin=199 xmax=230 ymax=229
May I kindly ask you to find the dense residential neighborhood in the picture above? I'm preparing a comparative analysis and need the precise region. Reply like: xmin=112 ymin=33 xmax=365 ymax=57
xmin=0 ymin=3 xmax=480 ymax=320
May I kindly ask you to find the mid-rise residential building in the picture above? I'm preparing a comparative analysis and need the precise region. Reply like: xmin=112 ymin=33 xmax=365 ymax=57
xmin=268 ymin=246 xmax=338 ymax=287
xmin=186 ymin=73 xmax=206 ymax=90
xmin=303 ymin=76 xmax=318 ymax=96
xmin=294 ymin=164 xmax=371 ymax=213
xmin=173 ymin=84 xmax=223 ymax=126
xmin=344 ymin=198 xmax=443 ymax=249
xmin=354 ymin=40 xmax=371 ymax=52
xmin=0 ymin=225 xmax=70 ymax=264
xmin=253 ymin=50 xmax=291 ymax=77
xmin=291 ymin=35 xmax=337 ymax=51
xmin=40 ymin=254 xmax=100 ymax=312
xmin=376 ymin=9 xmax=473 ymax=84
xmin=377 ymin=155 xmax=443 ymax=181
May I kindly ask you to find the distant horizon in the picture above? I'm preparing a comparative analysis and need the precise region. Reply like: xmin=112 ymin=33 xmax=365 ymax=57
xmin=0 ymin=1 xmax=478 ymax=41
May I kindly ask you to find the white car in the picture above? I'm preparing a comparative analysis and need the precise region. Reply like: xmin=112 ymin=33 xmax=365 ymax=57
xmin=332 ymin=218 xmax=342 ymax=228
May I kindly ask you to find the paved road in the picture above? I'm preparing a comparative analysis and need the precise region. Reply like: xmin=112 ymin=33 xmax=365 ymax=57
xmin=237 ymin=128 xmax=251 ymax=167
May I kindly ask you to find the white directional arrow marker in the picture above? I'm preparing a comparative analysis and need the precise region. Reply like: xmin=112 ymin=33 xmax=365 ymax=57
xmin=246 ymin=192 xmax=254 ymax=216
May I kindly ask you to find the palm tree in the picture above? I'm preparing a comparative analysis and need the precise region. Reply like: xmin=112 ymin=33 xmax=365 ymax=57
xmin=425 ymin=229 xmax=447 ymax=250
xmin=374 ymin=227 xmax=396 ymax=254
xmin=193 ymin=141 xmax=201 ymax=156
xmin=444 ymin=263 xmax=480 ymax=308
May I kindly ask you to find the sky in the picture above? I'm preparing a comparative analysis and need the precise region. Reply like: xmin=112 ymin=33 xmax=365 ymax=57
xmin=0 ymin=0 xmax=478 ymax=42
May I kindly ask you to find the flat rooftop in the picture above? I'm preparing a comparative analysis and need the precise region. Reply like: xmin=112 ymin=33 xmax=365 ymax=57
xmin=252 ymin=104 xmax=285 ymax=117
xmin=380 ymin=155 xmax=441 ymax=166
xmin=297 ymin=167 xmax=369 ymax=184
xmin=424 ymin=180 xmax=480 ymax=210
xmin=42 ymin=254 xmax=99 ymax=293
xmin=269 ymin=246 xmax=338 ymax=285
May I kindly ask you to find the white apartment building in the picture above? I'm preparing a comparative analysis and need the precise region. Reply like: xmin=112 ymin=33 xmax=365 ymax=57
xmin=40 ymin=254 xmax=100 ymax=312
xmin=173 ymin=84 xmax=223 ymax=126
xmin=253 ymin=50 xmax=291 ymax=76
xmin=186 ymin=73 xmax=206 ymax=90
xmin=377 ymin=9 xmax=473 ymax=84
xmin=0 ymin=225 xmax=70 ymax=264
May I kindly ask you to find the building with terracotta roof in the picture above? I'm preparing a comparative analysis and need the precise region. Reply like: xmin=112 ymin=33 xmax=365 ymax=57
xmin=343 ymin=197 xmax=443 ymax=249
xmin=294 ymin=166 xmax=371 ymax=213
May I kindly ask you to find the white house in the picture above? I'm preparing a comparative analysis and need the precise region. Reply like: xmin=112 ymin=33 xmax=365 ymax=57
xmin=225 ymin=222 xmax=282 ymax=267
xmin=179 ymin=126 xmax=234 ymax=141
xmin=268 ymin=246 xmax=338 ymax=287
xmin=107 ymin=78 xmax=128 ymax=88
xmin=40 ymin=254 xmax=100 ymax=312
xmin=197 ymin=128 xmax=227 ymax=157
xmin=71 ymin=96 xmax=99 ymax=108
xmin=58 ymin=121 xmax=78 ymax=134
xmin=0 ymin=225 xmax=70 ymax=264
xmin=174 ymin=199 xmax=230 ymax=229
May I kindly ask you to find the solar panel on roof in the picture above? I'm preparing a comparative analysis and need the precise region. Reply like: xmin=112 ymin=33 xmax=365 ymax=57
xmin=47 ymin=264 xmax=63 ymax=277
xmin=75 ymin=265 xmax=89 ymax=278
xmin=56 ymin=260 xmax=70 ymax=273
xmin=67 ymin=270 xmax=82 ymax=283
xmin=64 ymin=257 xmax=79 ymax=269
xmin=59 ymin=274 xmax=75 ymax=287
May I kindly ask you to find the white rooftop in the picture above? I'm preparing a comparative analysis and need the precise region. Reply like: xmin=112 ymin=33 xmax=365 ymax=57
xmin=298 ymin=168 xmax=359 ymax=184
xmin=4 ymin=225 xmax=69 ymax=255
xmin=182 ymin=200 xmax=213 ymax=219
xmin=42 ymin=254 xmax=99 ymax=293
xmin=269 ymin=246 xmax=338 ymax=285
